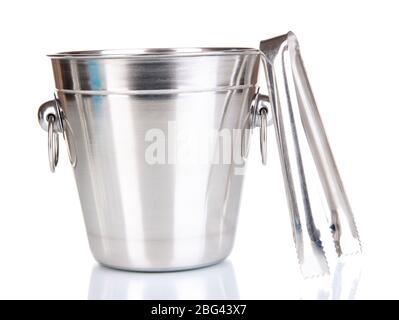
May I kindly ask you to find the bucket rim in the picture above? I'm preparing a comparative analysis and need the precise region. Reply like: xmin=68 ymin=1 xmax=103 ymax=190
xmin=48 ymin=47 xmax=260 ymax=59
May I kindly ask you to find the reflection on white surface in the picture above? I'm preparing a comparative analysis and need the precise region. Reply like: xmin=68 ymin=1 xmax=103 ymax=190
xmin=88 ymin=260 xmax=239 ymax=300
xmin=331 ymin=257 xmax=362 ymax=300
xmin=301 ymin=256 xmax=362 ymax=300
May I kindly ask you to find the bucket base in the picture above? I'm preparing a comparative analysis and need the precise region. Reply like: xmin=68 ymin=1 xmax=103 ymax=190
xmin=98 ymin=257 xmax=228 ymax=273
xmin=87 ymin=232 xmax=235 ymax=272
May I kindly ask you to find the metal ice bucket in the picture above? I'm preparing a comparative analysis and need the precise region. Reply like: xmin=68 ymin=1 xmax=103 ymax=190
xmin=38 ymin=32 xmax=361 ymax=276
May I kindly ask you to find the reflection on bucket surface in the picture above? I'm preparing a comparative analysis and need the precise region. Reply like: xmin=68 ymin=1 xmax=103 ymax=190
xmin=88 ymin=261 xmax=239 ymax=300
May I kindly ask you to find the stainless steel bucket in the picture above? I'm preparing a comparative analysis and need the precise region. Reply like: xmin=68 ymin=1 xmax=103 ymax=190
xmin=38 ymin=32 xmax=361 ymax=276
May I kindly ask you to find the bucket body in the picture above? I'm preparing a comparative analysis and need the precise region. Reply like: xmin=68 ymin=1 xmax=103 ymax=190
xmin=50 ymin=48 xmax=260 ymax=270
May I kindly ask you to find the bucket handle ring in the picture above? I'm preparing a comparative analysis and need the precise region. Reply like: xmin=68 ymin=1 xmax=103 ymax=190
xmin=38 ymin=95 xmax=77 ymax=172
xmin=47 ymin=114 xmax=59 ymax=172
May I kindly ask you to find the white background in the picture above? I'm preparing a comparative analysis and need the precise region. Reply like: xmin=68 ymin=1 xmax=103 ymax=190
xmin=0 ymin=0 xmax=397 ymax=299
